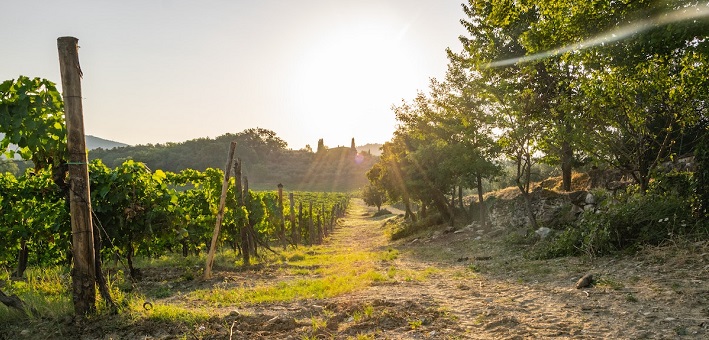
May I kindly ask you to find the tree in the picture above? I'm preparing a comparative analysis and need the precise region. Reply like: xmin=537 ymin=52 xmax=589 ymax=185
xmin=362 ymin=184 xmax=386 ymax=211
xmin=0 ymin=160 xmax=19 ymax=175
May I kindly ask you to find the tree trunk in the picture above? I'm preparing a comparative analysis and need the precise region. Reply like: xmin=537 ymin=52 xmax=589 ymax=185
xmin=561 ymin=138 xmax=573 ymax=191
xmin=403 ymin=194 xmax=417 ymax=222
xmin=13 ymin=239 xmax=28 ymax=278
xmin=93 ymin=225 xmax=117 ymax=313
xmin=127 ymin=242 xmax=140 ymax=280
xmin=0 ymin=290 xmax=34 ymax=316
xmin=431 ymin=189 xmax=453 ymax=225
xmin=476 ymin=175 xmax=487 ymax=228
xmin=516 ymin=152 xmax=538 ymax=228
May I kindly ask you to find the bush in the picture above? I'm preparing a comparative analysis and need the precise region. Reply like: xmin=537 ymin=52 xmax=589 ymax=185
xmin=372 ymin=208 xmax=392 ymax=218
xmin=388 ymin=213 xmax=443 ymax=241
xmin=534 ymin=190 xmax=701 ymax=258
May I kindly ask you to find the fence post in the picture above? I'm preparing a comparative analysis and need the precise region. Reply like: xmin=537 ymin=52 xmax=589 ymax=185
xmin=203 ymin=141 xmax=237 ymax=279
xmin=289 ymin=193 xmax=296 ymax=246
xmin=58 ymin=36 xmax=96 ymax=316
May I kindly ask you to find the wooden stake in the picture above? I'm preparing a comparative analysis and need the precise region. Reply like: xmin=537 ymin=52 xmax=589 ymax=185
xmin=289 ymin=193 xmax=296 ymax=245
xmin=58 ymin=36 xmax=96 ymax=316
xmin=204 ymin=141 xmax=237 ymax=279
xmin=277 ymin=183 xmax=286 ymax=249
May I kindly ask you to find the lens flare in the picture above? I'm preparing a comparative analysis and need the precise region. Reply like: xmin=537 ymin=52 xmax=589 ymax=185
xmin=484 ymin=5 xmax=709 ymax=68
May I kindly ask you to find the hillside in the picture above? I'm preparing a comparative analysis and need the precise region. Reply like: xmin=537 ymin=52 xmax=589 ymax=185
xmin=85 ymin=135 xmax=129 ymax=150
xmin=88 ymin=130 xmax=379 ymax=192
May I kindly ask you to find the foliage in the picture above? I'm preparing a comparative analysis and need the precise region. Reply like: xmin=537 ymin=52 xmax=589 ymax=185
xmin=0 ymin=76 xmax=67 ymax=170
xmin=361 ymin=183 xmax=386 ymax=211
xmin=0 ymin=150 xmax=349 ymax=273
xmin=372 ymin=209 xmax=392 ymax=218
xmin=534 ymin=186 xmax=702 ymax=259
xmin=0 ymin=170 xmax=70 ymax=269
xmin=694 ymin=130 xmax=709 ymax=218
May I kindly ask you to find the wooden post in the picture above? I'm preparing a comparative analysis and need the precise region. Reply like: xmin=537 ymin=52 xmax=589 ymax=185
xmin=277 ymin=183 xmax=286 ymax=249
xmin=321 ymin=203 xmax=326 ymax=237
xmin=203 ymin=141 xmax=237 ymax=279
xmin=308 ymin=201 xmax=315 ymax=245
xmin=58 ymin=36 xmax=96 ymax=316
xmin=298 ymin=201 xmax=303 ymax=245
xmin=289 ymin=193 xmax=296 ymax=246
xmin=244 ymin=177 xmax=257 ymax=257
xmin=235 ymin=158 xmax=249 ymax=266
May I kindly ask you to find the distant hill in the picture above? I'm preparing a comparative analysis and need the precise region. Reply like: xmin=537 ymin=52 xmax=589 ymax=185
xmin=88 ymin=130 xmax=380 ymax=192
xmin=86 ymin=135 xmax=129 ymax=150
xmin=1 ymin=133 xmax=127 ymax=153
xmin=356 ymin=143 xmax=383 ymax=157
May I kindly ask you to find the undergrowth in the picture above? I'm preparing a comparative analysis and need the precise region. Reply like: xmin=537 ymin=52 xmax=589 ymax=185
xmin=530 ymin=175 xmax=708 ymax=259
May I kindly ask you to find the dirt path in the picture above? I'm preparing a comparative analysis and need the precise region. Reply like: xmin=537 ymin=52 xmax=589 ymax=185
xmin=299 ymin=198 xmax=709 ymax=339
xmin=73 ymin=198 xmax=707 ymax=339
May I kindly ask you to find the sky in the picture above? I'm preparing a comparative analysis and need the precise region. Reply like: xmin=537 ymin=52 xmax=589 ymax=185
xmin=1 ymin=0 xmax=468 ymax=150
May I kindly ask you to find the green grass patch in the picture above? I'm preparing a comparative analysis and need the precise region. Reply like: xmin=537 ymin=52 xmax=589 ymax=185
xmin=143 ymin=304 xmax=211 ymax=325
xmin=191 ymin=268 xmax=383 ymax=306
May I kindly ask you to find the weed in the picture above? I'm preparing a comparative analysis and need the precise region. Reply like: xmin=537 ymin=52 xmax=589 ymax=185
xmin=473 ymin=313 xmax=486 ymax=325
xmin=625 ymin=293 xmax=638 ymax=302
xmin=311 ymin=316 xmax=327 ymax=330
xmin=362 ymin=304 xmax=374 ymax=318
xmin=381 ymin=248 xmax=399 ymax=261
xmin=595 ymin=277 xmax=624 ymax=290
xmin=408 ymin=319 xmax=423 ymax=330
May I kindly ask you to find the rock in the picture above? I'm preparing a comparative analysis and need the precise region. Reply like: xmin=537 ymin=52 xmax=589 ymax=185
xmin=576 ymin=273 xmax=594 ymax=289
xmin=535 ymin=227 xmax=552 ymax=239
xmin=585 ymin=192 xmax=596 ymax=205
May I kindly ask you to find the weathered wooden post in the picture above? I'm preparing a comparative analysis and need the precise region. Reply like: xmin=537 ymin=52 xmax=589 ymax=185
xmin=289 ymin=193 xmax=296 ymax=246
xmin=298 ymin=201 xmax=304 ymax=245
xmin=308 ymin=201 xmax=315 ymax=245
xmin=244 ymin=177 xmax=258 ymax=257
xmin=277 ymin=183 xmax=286 ymax=249
xmin=235 ymin=158 xmax=249 ymax=266
xmin=58 ymin=36 xmax=96 ymax=316
xmin=204 ymin=141 xmax=237 ymax=279
xmin=317 ymin=212 xmax=323 ymax=244
xmin=321 ymin=203 xmax=326 ymax=237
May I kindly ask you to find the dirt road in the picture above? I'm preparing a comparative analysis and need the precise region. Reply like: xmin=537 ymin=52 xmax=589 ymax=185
xmin=214 ymin=198 xmax=708 ymax=339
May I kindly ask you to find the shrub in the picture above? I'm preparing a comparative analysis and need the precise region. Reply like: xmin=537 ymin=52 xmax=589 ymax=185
xmin=372 ymin=209 xmax=392 ymax=218
xmin=534 ymin=190 xmax=700 ymax=258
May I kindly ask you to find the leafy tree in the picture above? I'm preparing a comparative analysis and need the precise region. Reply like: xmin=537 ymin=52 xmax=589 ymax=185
xmin=362 ymin=183 xmax=386 ymax=211
xmin=0 ymin=159 xmax=19 ymax=175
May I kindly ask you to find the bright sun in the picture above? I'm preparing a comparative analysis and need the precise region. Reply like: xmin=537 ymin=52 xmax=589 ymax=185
xmin=289 ymin=20 xmax=417 ymax=122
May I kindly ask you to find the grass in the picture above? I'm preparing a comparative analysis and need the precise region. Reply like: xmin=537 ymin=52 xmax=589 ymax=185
xmin=189 ymin=246 xmax=392 ymax=305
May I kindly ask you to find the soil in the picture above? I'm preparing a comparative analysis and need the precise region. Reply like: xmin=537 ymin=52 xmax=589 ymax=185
xmin=3 ymin=199 xmax=708 ymax=339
